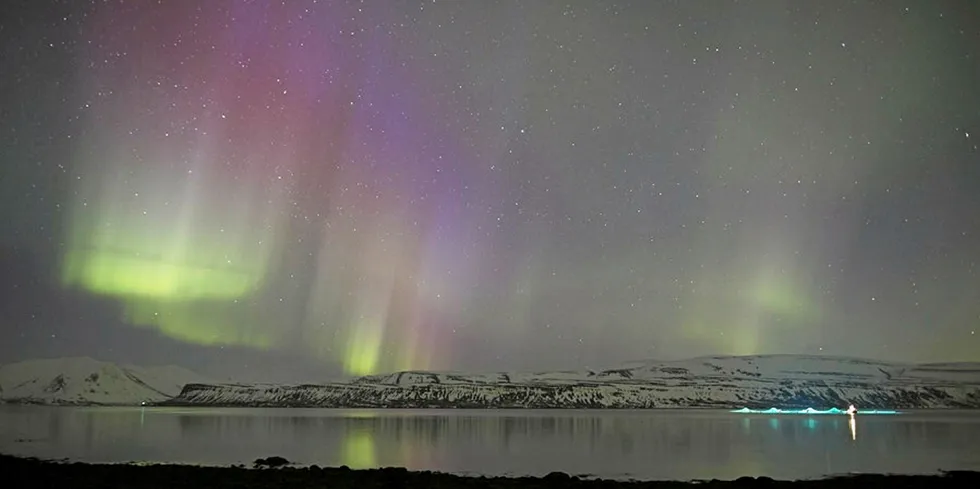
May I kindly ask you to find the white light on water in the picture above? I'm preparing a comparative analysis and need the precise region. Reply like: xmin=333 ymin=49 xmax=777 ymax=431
xmin=730 ymin=407 xmax=899 ymax=415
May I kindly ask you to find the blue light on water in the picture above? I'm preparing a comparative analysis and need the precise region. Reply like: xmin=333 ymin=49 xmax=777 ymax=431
xmin=730 ymin=407 xmax=899 ymax=415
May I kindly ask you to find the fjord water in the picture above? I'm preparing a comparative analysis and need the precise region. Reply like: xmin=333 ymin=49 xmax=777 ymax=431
xmin=1 ymin=407 xmax=979 ymax=481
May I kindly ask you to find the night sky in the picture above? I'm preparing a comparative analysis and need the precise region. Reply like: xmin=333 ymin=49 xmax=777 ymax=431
xmin=1 ymin=1 xmax=978 ymax=382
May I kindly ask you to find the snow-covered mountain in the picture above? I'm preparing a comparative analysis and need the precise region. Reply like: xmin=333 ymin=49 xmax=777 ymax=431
xmin=0 ymin=357 xmax=211 ymax=406
xmin=164 ymin=355 xmax=980 ymax=409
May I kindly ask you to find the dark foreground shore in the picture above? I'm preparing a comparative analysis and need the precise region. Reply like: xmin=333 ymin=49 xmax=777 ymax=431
xmin=3 ymin=455 xmax=979 ymax=489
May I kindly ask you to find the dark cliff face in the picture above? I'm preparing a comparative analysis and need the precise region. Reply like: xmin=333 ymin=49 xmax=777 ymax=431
xmin=44 ymin=374 xmax=67 ymax=393
xmin=160 ymin=356 xmax=980 ymax=409
xmin=164 ymin=378 xmax=980 ymax=409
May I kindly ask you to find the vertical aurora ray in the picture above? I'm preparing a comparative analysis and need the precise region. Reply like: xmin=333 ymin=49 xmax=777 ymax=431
xmin=56 ymin=0 xmax=504 ymax=373
xmin=63 ymin=155 xmax=282 ymax=299
xmin=295 ymin=21 xmax=493 ymax=374
xmin=677 ymin=93 xmax=830 ymax=355
xmin=5 ymin=0 xmax=977 ymax=376
xmin=61 ymin=140 xmax=288 ymax=346
xmin=342 ymin=221 xmax=399 ymax=376
xmin=60 ymin=1 xmax=323 ymax=349
xmin=669 ymin=11 xmax=976 ymax=358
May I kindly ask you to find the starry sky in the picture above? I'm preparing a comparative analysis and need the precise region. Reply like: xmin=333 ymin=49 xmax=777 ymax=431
xmin=1 ymin=0 xmax=978 ymax=382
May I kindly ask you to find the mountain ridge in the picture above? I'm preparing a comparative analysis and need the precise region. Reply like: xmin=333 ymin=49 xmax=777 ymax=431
xmin=4 ymin=354 xmax=978 ymax=408
xmin=165 ymin=354 xmax=980 ymax=409
xmin=0 ymin=356 xmax=211 ymax=405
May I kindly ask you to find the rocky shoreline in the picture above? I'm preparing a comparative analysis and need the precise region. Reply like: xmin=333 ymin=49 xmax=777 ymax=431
xmin=3 ymin=455 xmax=979 ymax=489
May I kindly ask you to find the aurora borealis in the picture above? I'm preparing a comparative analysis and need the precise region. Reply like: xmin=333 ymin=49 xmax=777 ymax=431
xmin=1 ymin=1 xmax=979 ymax=381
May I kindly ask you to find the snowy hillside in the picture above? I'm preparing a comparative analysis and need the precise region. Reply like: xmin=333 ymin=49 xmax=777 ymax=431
xmin=165 ymin=354 xmax=980 ymax=409
xmin=0 ymin=357 xmax=211 ymax=406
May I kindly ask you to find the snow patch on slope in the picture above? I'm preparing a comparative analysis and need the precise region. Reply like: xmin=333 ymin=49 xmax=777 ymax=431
xmin=166 ymin=355 xmax=980 ymax=409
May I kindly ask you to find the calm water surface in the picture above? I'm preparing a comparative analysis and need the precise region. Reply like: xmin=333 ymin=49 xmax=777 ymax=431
xmin=2 ymin=407 xmax=979 ymax=480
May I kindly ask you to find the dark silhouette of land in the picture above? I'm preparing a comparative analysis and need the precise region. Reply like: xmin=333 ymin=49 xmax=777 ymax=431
xmin=3 ymin=454 xmax=978 ymax=489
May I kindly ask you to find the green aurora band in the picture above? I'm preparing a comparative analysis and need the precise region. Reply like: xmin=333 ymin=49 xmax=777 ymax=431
xmin=60 ymin=147 xmax=285 ymax=350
